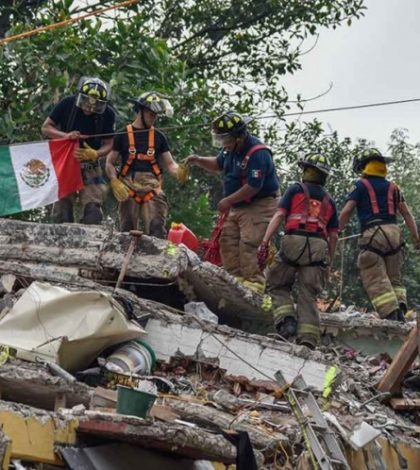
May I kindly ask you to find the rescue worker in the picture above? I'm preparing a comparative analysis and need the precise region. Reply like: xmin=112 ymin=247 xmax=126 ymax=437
xmin=42 ymin=77 xmax=115 ymax=224
xmin=339 ymin=148 xmax=420 ymax=322
xmin=106 ymin=91 xmax=188 ymax=237
xmin=257 ymin=154 xmax=339 ymax=349
xmin=186 ymin=111 xmax=279 ymax=293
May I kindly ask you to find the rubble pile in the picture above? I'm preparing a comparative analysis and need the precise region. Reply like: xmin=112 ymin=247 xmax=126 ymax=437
xmin=0 ymin=220 xmax=418 ymax=469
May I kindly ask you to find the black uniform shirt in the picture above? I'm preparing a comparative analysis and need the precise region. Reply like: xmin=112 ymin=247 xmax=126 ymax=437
xmin=49 ymin=95 xmax=115 ymax=150
xmin=113 ymin=126 xmax=170 ymax=172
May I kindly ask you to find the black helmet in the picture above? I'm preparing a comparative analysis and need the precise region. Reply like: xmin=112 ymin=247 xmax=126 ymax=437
xmin=129 ymin=91 xmax=173 ymax=117
xmin=76 ymin=77 xmax=110 ymax=114
xmin=353 ymin=148 xmax=393 ymax=173
xmin=298 ymin=153 xmax=331 ymax=175
xmin=211 ymin=111 xmax=253 ymax=147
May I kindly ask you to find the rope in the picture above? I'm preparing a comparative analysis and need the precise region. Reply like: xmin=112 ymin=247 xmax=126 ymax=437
xmin=0 ymin=0 xmax=139 ymax=46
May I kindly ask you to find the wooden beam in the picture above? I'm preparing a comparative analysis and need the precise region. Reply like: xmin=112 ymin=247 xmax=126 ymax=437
xmin=377 ymin=326 xmax=418 ymax=393
xmin=390 ymin=398 xmax=420 ymax=411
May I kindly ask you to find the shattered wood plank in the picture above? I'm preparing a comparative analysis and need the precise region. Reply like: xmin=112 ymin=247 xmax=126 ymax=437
xmin=74 ymin=410 xmax=243 ymax=464
xmin=158 ymin=396 xmax=287 ymax=455
xmin=377 ymin=326 xmax=418 ymax=393
xmin=390 ymin=398 xmax=420 ymax=411
xmin=0 ymin=360 xmax=92 ymax=411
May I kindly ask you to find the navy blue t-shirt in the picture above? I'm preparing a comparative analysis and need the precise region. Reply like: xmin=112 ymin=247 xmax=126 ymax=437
xmin=49 ymin=95 xmax=115 ymax=150
xmin=346 ymin=176 xmax=404 ymax=230
xmin=279 ymin=182 xmax=339 ymax=233
xmin=216 ymin=135 xmax=279 ymax=207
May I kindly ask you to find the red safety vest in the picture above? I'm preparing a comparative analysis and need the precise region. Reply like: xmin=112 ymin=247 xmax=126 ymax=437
xmin=119 ymin=124 xmax=162 ymax=204
xmin=360 ymin=178 xmax=397 ymax=216
xmin=285 ymin=183 xmax=332 ymax=237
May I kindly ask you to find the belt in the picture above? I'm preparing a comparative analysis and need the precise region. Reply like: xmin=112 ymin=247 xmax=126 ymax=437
xmin=285 ymin=229 xmax=326 ymax=239
xmin=255 ymin=192 xmax=278 ymax=200
xmin=362 ymin=219 xmax=396 ymax=233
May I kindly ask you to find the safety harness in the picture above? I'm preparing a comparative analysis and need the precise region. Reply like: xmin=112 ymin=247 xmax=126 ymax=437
xmin=119 ymin=124 xmax=162 ymax=205
xmin=281 ymin=183 xmax=331 ymax=267
xmin=287 ymin=182 xmax=330 ymax=235
xmin=239 ymin=144 xmax=272 ymax=203
xmin=359 ymin=178 xmax=403 ymax=256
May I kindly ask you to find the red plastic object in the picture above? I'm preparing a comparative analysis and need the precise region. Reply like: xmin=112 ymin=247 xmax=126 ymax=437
xmin=201 ymin=212 xmax=227 ymax=266
xmin=167 ymin=222 xmax=199 ymax=252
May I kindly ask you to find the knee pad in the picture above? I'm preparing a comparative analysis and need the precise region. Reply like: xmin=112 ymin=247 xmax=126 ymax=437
xmin=82 ymin=202 xmax=103 ymax=225
xmin=149 ymin=217 xmax=166 ymax=239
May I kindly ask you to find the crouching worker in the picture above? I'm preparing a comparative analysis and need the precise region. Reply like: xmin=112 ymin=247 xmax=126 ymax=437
xmin=257 ymin=154 xmax=338 ymax=349
xmin=106 ymin=91 xmax=188 ymax=237
xmin=339 ymin=148 xmax=420 ymax=322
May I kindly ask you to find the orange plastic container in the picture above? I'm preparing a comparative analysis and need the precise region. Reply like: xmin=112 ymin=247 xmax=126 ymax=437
xmin=167 ymin=222 xmax=199 ymax=252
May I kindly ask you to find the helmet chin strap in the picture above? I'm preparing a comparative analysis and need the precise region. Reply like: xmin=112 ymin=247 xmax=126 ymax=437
xmin=140 ymin=108 xmax=150 ymax=129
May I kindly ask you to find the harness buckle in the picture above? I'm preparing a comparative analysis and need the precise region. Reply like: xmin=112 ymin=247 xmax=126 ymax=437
xmin=147 ymin=148 xmax=155 ymax=157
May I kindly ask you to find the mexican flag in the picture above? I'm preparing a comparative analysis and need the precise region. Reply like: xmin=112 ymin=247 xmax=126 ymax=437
xmin=0 ymin=139 xmax=84 ymax=216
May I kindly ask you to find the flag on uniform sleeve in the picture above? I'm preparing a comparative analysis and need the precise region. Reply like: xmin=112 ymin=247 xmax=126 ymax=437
xmin=0 ymin=139 xmax=84 ymax=216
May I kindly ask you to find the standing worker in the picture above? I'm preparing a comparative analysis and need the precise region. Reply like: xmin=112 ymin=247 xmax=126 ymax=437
xmin=257 ymin=154 xmax=338 ymax=349
xmin=186 ymin=111 xmax=279 ymax=293
xmin=106 ymin=91 xmax=188 ymax=237
xmin=41 ymin=76 xmax=115 ymax=224
xmin=339 ymin=148 xmax=420 ymax=322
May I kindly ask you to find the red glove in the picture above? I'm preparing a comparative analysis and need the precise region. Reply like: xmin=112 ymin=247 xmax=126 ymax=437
xmin=257 ymin=241 xmax=269 ymax=271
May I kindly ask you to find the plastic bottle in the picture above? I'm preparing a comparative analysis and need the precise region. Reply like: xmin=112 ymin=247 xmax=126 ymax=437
xmin=167 ymin=222 xmax=199 ymax=252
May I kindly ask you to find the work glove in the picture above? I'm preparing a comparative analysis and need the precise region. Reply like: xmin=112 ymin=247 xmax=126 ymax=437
xmin=257 ymin=241 xmax=269 ymax=271
xmin=110 ymin=179 xmax=130 ymax=202
xmin=75 ymin=142 xmax=98 ymax=162
xmin=177 ymin=162 xmax=189 ymax=184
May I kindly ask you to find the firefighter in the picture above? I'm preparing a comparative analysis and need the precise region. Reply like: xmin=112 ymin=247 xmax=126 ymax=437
xmin=42 ymin=77 xmax=115 ymax=224
xmin=339 ymin=148 xmax=420 ymax=322
xmin=106 ymin=91 xmax=188 ymax=237
xmin=257 ymin=154 xmax=338 ymax=349
xmin=185 ymin=111 xmax=280 ymax=294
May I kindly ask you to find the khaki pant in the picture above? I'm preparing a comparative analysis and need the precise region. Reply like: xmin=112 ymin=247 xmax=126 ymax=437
xmin=266 ymin=234 xmax=328 ymax=344
xmin=119 ymin=172 xmax=168 ymax=238
xmin=52 ymin=164 xmax=106 ymax=224
xmin=357 ymin=224 xmax=406 ymax=318
xmin=219 ymin=197 xmax=278 ymax=283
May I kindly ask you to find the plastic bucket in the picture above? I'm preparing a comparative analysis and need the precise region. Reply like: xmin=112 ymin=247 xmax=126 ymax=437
xmin=117 ymin=385 xmax=157 ymax=418
xmin=105 ymin=340 xmax=156 ymax=375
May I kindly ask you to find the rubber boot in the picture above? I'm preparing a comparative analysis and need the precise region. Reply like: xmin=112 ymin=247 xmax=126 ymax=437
xmin=398 ymin=303 xmax=407 ymax=323
xmin=52 ymin=199 xmax=74 ymax=223
xmin=81 ymin=202 xmax=103 ymax=225
xmin=385 ymin=309 xmax=402 ymax=322
xmin=149 ymin=217 xmax=167 ymax=239
xmin=275 ymin=316 xmax=297 ymax=339
xmin=296 ymin=335 xmax=317 ymax=350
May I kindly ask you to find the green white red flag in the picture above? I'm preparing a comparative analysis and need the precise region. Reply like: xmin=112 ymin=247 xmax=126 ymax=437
xmin=0 ymin=139 xmax=84 ymax=216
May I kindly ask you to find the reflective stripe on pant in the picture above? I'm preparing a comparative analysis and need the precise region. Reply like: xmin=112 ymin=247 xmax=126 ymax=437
xmin=266 ymin=234 xmax=327 ymax=342
xmin=119 ymin=172 xmax=168 ymax=237
xmin=357 ymin=224 xmax=405 ymax=318
xmin=219 ymin=196 xmax=278 ymax=283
